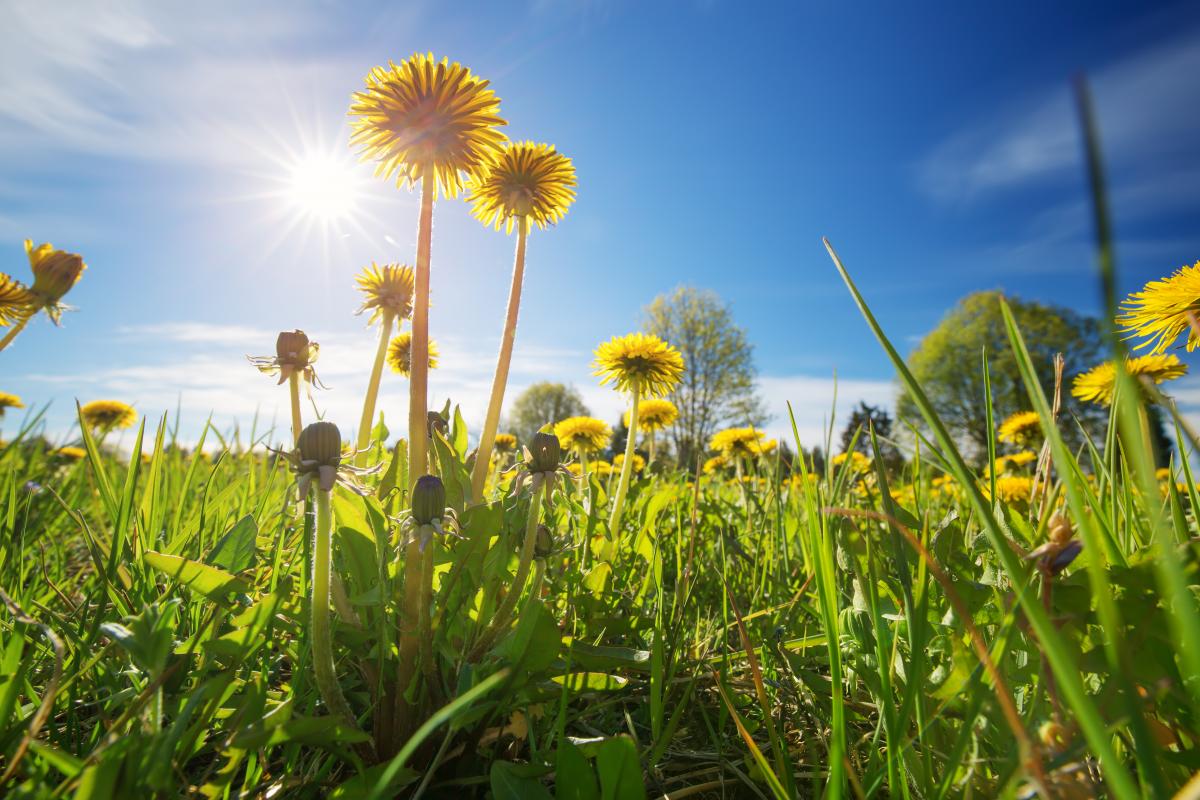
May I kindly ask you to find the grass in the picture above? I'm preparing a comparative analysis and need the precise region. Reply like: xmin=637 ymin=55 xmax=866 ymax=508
xmin=3 ymin=86 xmax=1200 ymax=800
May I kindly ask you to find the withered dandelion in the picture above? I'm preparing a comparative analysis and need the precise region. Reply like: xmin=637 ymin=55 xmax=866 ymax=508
xmin=386 ymin=332 xmax=440 ymax=376
xmin=1071 ymin=354 xmax=1187 ymax=406
xmin=469 ymin=142 xmax=578 ymax=499
xmin=1117 ymin=261 xmax=1200 ymax=354
xmin=248 ymin=330 xmax=323 ymax=445
xmin=80 ymin=400 xmax=136 ymax=431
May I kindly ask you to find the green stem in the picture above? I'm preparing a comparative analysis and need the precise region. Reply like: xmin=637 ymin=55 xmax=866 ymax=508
xmin=469 ymin=479 xmax=545 ymax=660
xmin=471 ymin=217 xmax=530 ymax=502
xmin=609 ymin=385 xmax=641 ymax=541
xmin=0 ymin=315 xmax=31 ymax=352
xmin=311 ymin=489 xmax=359 ymax=729
xmin=355 ymin=310 xmax=396 ymax=466
xmin=288 ymin=372 xmax=303 ymax=447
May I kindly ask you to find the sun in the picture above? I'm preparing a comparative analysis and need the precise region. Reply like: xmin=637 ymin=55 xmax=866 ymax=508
xmin=285 ymin=151 xmax=362 ymax=221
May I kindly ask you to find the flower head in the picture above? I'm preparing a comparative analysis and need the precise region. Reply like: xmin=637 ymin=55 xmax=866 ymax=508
xmin=985 ymin=475 xmax=1033 ymax=506
xmin=613 ymin=452 xmax=645 ymax=473
xmin=997 ymin=410 xmax=1041 ymax=447
xmin=248 ymin=330 xmax=325 ymax=388
xmin=493 ymin=432 xmax=518 ymax=453
xmin=513 ymin=431 xmax=572 ymax=495
xmin=702 ymin=454 xmax=728 ymax=475
xmin=0 ymin=392 xmax=24 ymax=418
xmin=0 ymin=274 xmax=33 ymax=326
xmin=553 ymin=416 xmax=611 ymax=455
xmin=399 ymin=474 xmax=461 ymax=551
xmin=386 ymin=331 xmax=440 ymax=377
xmin=1117 ymin=261 xmax=1200 ymax=354
xmin=832 ymin=450 xmax=872 ymax=473
xmin=1071 ymin=354 xmax=1188 ymax=406
xmin=467 ymin=142 xmax=576 ymax=233
xmin=287 ymin=421 xmax=374 ymax=495
xmin=80 ymin=400 xmax=136 ymax=431
xmin=356 ymin=263 xmax=416 ymax=323
xmin=56 ymin=446 xmax=86 ymax=461
xmin=349 ymin=53 xmax=506 ymax=198
xmin=625 ymin=398 xmax=677 ymax=433
xmin=23 ymin=240 xmax=86 ymax=324
xmin=710 ymin=427 xmax=769 ymax=459
xmin=593 ymin=333 xmax=684 ymax=398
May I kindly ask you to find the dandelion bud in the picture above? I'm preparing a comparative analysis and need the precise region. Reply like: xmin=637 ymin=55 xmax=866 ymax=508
xmin=427 ymin=411 xmax=448 ymax=438
xmin=26 ymin=240 xmax=85 ymax=305
xmin=277 ymin=330 xmax=312 ymax=362
xmin=1048 ymin=513 xmax=1073 ymax=545
xmin=411 ymin=475 xmax=446 ymax=526
xmin=298 ymin=421 xmax=342 ymax=466
xmin=527 ymin=432 xmax=562 ymax=474
xmin=534 ymin=524 xmax=554 ymax=558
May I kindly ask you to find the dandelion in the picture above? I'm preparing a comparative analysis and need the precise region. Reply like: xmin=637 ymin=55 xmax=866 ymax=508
xmin=0 ymin=391 xmax=23 ymax=418
xmin=593 ymin=333 xmax=684 ymax=538
xmin=625 ymin=397 xmax=677 ymax=462
xmin=613 ymin=453 xmax=645 ymax=473
xmin=0 ymin=240 xmax=86 ymax=352
xmin=80 ymin=400 xmax=136 ymax=431
xmin=386 ymin=332 xmax=440 ymax=377
xmin=832 ymin=451 xmax=872 ymax=472
xmin=553 ymin=416 xmax=611 ymax=456
xmin=248 ymin=330 xmax=324 ymax=444
xmin=398 ymin=475 xmax=460 ymax=552
xmin=1117 ymin=261 xmax=1200 ymax=354
xmin=351 ymin=263 xmax=417 ymax=465
xmin=997 ymin=410 xmax=1041 ymax=447
xmin=469 ymin=142 xmax=577 ymax=499
xmin=351 ymin=55 xmax=506 ymax=521
xmin=985 ymin=475 xmax=1033 ymax=506
xmin=702 ymin=455 xmax=728 ymax=475
xmin=56 ymin=446 xmax=86 ymax=461
xmin=710 ymin=427 xmax=768 ymax=459
xmin=1071 ymin=354 xmax=1187 ymax=405
xmin=493 ymin=433 xmax=518 ymax=454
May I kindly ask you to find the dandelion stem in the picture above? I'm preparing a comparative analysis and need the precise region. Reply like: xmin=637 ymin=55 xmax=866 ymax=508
xmin=288 ymin=373 xmax=303 ymax=447
xmin=0 ymin=315 xmax=31 ymax=353
xmin=311 ymin=487 xmax=360 ymax=730
xmin=469 ymin=478 xmax=545 ymax=660
xmin=610 ymin=384 xmax=641 ymax=540
xmin=355 ymin=310 xmax=396 ymax=467
xmin=471 ymin=216 xmax=530 ymax=502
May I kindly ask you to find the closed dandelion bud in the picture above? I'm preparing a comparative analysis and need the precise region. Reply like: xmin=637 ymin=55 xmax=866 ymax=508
xmin=527 ymin=432 xmax=562 ymax=473
xmin=26 ymin=240 xmax=85 ymax=304
xmin=1048 ymin=513 xmax=1073 ymax=545
xmin=277 ymin=330 xmax=313 ymax=364
xmin=298 ymin=421 xmax=342 ymax=467
xmin=427 ymin=411 xmax=448 ymax=438
xmin=412 ymin=475 xmax=446 ymax=526
xmin=534 ymin=524 xmax=553 ymax=557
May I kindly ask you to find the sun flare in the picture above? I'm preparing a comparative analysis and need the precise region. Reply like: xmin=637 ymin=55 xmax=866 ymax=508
xmin=285 ymin=152 xmax=362 ymax=221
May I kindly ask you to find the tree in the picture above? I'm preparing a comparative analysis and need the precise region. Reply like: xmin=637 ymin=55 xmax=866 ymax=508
xmin=839 ymin=401 xmax=903 ymax=471
xmin=642 ymin=286 xmax=767 ymax=468
xmin=504 ymin=382 xmax=590 ymax=443
xmin=898 ymin=291 xmax=1104 ymax=458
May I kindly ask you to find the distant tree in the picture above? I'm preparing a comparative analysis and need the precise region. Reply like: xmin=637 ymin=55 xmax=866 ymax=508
xmin=642 ymin=286 xmax=767 ymax=468
xmin=839 ymin=401 xmax=903 ymax=471
xmin=505 ymin=382 xmax=590 ymax=443
xmin=898 ymin=291 xmax=1104 ymax=458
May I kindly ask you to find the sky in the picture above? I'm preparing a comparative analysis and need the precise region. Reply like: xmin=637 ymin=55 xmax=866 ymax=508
xmin=3 ymin=0 xmax=1200 ymax=452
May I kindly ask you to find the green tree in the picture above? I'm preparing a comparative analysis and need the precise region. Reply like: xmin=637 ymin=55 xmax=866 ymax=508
xmin=642 ymin=286 xmax=767 ymax=468
xmin=504 ymin=382 xmax=590 ymax=443
xmin=898 ymin=291 xmax=1104 ymax=458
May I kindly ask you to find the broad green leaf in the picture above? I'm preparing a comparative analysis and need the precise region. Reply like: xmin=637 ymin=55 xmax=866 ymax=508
xmin=551 ymin=672 xmax=629 ymax=691
xmin=144 ymin=551 xmax=251 ymax=599
xmin=595 ymin=736 xmax=646 ymax=800
xmin=206 ymin=514 xmax=257 ymax=573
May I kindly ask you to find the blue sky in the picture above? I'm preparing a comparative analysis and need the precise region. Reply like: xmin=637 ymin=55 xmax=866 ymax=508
xmin=3 ymin=0 xmax=1200 ymax=448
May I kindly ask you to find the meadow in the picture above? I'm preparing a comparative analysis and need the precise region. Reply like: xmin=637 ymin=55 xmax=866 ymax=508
xmin=2 ymin=56 xmax=1200 ymax=799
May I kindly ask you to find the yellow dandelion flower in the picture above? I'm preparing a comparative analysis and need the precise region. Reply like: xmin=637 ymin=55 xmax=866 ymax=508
xmin=1117 ymin=261 xmax=1200 ymax=354
xmin=23 ymin=239 xmax=86 ymax=325
xmin=709 ymin=427 xmax=766 ymax=458
xmin=1156 ymin=467 xmax=1173 ymax=482
xmin=593 ymin=333 xmax=684 ymax=398
xmin=625 ymin=398 xmax=678 ymax=432
xmin=997 ymin=410 xmax=1041 ymax=447
xmin=832 ymin=451 xmax=872 ymax=472
xmin=702 ymin=454 xmax=728 ymax=475
xmin=0 ymin=273 xmax=33 ymax=326
xmin=493 ymin=433 xmax=518 ymax=453
xmin=80 ymin=400 xmax=136 ymax=430
xmin=387 ymin=332 xmax=440 ymax=377
xmin=56 ymin=445 xmax=86 ymax=461
xmin=613 ymin=452 xmax=645 ymax=473
xmin=356 ymin=263 xmax=416 ymax=323
xmin=467 ymin=142 xmax=577 ymax=234
xmin=985 ymin=475 xmax=1033 ymax=505
xmin=349 ymin=53 xmax=506 ymax=198
xmin=1072 ymin=354 xmax=1188 ymax=405
xmin=1007 ymin=450 xmax=1038 ymax=467
xmin=553 ymin=416 xmax=611 ymax=455
xmin=0 ymin=392 xmax=24 ymax=417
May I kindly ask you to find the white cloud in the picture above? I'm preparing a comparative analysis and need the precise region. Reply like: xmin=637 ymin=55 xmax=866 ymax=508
xmin=757 ymin=374 xmax=896 ymax=452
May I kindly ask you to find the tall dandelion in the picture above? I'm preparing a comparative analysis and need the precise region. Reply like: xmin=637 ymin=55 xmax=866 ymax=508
xmin=627 ymin=397 xmax=677 ymax=463
xmin=79 ymin=400 xmax=136 ymax=432
xmin=353 ymin=263 xmax=416 ymax=464
xmin=350 ymin=53 xmax=505 ymax=737
xmin=467 ymin=142 xmax=577 ymax=500
xmin=1072 ymin=354 xmax=1187 ymax=406
xmin=593 ymin=333 xmax=683 ymax=537
xmin=0 ymin=240 xmax=86 ymax=352
xmin=248 ymin=330 xmax=324 ymax=445
xmin=1117 ymin=261 xmax=1200 ymax=354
